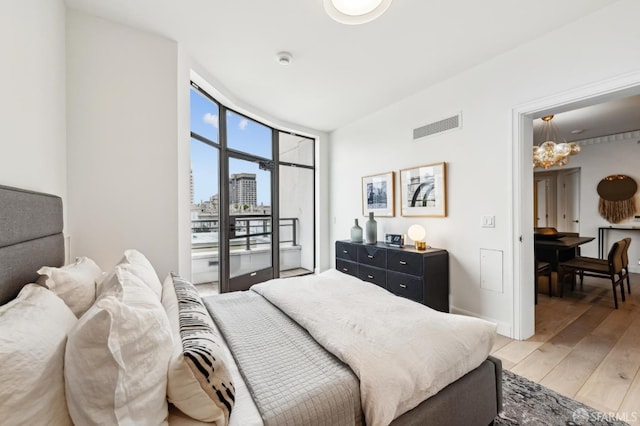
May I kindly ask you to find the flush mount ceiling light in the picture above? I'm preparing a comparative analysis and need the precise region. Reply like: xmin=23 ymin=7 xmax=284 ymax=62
xmin=323 ymin=0 xmax=393 ymax=25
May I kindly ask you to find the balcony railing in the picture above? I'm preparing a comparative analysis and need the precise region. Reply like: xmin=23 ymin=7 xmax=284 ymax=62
xmin=191 ymin=216 xmax=299 ymax=250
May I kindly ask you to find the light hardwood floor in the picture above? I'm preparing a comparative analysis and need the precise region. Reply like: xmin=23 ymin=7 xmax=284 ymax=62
xmin=491 ymin=272 xmax=640 ymax=424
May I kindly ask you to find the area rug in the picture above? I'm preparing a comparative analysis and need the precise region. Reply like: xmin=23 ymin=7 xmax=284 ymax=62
xmin=495 ymin=370 xmax=631 ymax=425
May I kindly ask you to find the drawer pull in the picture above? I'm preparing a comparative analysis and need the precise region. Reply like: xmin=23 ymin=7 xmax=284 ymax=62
xmin=399 ymin=284 xmax=407 ymax=289
xmin=367 ymin=274 xmax=374 ymax=279
xmin=343 ymin=250 xmax=348 ymax=253
xmin=399 ymin=261 xmax=407 ymax=265
xmin=342 ymin=268 xmax=348 ymax=272
xmin=367 ymin=255 xmax=374 ymax=259
xmin=250 ymin=272 xmax=257 ymax=277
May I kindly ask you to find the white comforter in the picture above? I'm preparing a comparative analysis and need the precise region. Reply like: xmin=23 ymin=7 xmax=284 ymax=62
xmin=251 ymin=269 xmax=497 ymax=426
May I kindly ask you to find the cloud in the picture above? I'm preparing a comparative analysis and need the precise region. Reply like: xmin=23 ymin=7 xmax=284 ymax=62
xmin=239 ymin=118 xmax=249 ymax=130
xmin=203 ymin=112 xmax=219 ymax=129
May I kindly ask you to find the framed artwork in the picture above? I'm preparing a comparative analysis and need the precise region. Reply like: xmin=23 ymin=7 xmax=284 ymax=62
xmin=400 ymin=162 xmax=447 ymax=217
xmin=362 ymin=171 xmax=395 ymax=217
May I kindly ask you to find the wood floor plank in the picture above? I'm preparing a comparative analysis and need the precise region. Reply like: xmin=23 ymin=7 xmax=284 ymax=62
xmin=491 ymin=333 xmax=512 ymax=353
xmin=539 ymin=308 xmax=636 ymax=398
xmin=531 ymin=301 xmax=591 ymax=342
xmin=511 ymin=304 xmax=612 ymax=382
xmin=510 ymin=342 xmax=572 ymax=382
xmin=575 ymin=314 xmax=640 ymax=413
xmin=618 ymin=367 xmax=640 ymax=425
xmin=492 ymin=340 xmax=543 ymax=366
xmin=548 ymin=304 xmax=613 ymax=347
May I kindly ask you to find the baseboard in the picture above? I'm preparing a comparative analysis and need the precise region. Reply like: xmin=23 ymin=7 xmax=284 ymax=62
xmin=450 ymin=305 xmax=512 ymax=338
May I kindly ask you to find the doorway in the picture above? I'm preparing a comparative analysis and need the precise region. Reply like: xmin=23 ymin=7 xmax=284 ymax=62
xmin=227 ymin=155 xmax=275 ymax=292
xmin=534 ymin=168 xmax=580 ymax=232
xmin=512 ymin=72 xmax=640 ymax=340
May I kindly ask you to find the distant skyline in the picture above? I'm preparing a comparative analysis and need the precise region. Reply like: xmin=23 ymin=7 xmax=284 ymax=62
xmin=190 ymin=88 xmax=271 ymax=205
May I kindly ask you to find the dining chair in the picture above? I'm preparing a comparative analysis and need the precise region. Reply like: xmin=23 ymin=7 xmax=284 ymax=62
xmin=621 ymin=237 xmax=631 ymax=294
xmin=572 ymin=238 xmax=628 ymax=289
xmin=535 ymin=259 xmax=552 ymax=304
xmin=558 ymin=239 xmax=627 ymax=309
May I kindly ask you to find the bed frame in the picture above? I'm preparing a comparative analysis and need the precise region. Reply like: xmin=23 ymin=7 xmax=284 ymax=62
xmin=0 ymin=184 xmax=502 ymax=426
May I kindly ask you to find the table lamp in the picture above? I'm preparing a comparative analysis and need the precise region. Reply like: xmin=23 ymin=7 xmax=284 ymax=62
xmin=408 ymin=224 xmax=427 ymax=250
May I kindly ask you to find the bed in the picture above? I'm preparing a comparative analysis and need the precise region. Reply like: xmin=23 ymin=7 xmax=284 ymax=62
xmin=0 ymin=184 xmax=502 ymax=426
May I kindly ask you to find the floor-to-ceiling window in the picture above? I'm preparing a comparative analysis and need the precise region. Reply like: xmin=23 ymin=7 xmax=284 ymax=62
xmin=278 ymin=131 xmax=315 ymax=277
xmin=189 ymin=82 xmax=316 ymax=292
xmin=190 ymin=87 xmax=221 ymax=287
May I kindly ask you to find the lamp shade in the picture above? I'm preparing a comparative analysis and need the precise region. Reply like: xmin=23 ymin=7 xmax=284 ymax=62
xmin=407 ymin=224 xmax=426 ymax=242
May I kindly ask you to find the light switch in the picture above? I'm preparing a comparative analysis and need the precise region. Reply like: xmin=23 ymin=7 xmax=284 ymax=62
xmin=481 ymin=215 xmax=495 ymax=228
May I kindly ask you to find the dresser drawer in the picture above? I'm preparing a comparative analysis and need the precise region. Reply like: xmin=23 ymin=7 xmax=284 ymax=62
xmin=336 ymin=259 xmax=358 ymax=277
xmin=357 ymin=245 xmax=386 ymax=268
xmin=336 ymin=241 xmax=357 ymax=262
xmin=387 ymin=271 xmax=423 ymax=302
xmin=387 ymin=250 xmax=423 ymax=276
xmin=358 ymin=264 xmax=386 ymax=289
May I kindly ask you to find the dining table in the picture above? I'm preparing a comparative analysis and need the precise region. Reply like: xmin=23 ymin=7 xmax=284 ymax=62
xmin=534 ymin=235 xmax=596 ymax=271
xmin=534 ymin=235 xmax=595 ymax=297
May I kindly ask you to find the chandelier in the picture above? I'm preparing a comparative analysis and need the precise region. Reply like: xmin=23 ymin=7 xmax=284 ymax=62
xmin=532 ymin=115 xmax=580 ymax=169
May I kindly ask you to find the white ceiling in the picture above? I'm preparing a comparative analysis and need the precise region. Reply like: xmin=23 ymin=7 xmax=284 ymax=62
xmin=533 ymin=94 xmax=640 ymax=144
xmin=64 ymin=0 xmax=622 ymax=132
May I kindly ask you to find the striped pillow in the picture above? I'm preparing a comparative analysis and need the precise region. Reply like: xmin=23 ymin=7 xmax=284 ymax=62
xmin=162 ymin=273 xmax=235 ymax=423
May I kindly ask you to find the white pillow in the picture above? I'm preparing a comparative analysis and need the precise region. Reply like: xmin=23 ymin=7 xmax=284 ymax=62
xmin=0 ymin=284 xmax=77 ymax=425
xmin=120 ymin=249 xmax=163 ymax=299
xmin=65 ymin=266 xmax=172 ymax=426
xmin=37 ymin=256 xmax=102 ymax=317
xmin=162 ymin=273 xmax=235 ymax=423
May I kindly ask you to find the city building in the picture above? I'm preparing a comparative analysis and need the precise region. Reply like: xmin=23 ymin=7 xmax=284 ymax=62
xmin=229 ymin=173 xmax=257 ymax=209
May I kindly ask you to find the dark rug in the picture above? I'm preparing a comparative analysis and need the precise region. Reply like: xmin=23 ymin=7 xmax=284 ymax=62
xmin=495 ymin=370 xmax=630 ymax=425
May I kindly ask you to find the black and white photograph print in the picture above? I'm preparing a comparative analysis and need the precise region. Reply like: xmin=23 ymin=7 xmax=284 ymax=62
xmin=361 ymin=171 xmax=395 ymax=217
xmin=367 ymin=181 xmax=387 ymax=209
xmin=400 ymin=162 xmax=447 ymax=217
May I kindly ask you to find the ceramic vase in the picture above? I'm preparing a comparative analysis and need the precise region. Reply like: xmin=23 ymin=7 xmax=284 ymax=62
xmin=350 ymin=219 xmax=363 ymax=243
xmin=365 ymin=212 xmax=377 ymax=244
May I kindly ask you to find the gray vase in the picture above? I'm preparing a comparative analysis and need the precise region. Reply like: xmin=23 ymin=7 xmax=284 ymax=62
xmin=365 ymin=212 xmax=377 ymax=244
xmin=350 ymin=219 xmax=363 ymax=243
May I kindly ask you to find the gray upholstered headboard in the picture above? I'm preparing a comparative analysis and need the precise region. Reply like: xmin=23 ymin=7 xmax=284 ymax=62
xmin=0 ymin=185 xmax=64 ymax=305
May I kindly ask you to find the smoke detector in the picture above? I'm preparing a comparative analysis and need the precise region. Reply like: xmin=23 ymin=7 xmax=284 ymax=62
xmin=276 ymin=52 xmax=293 ymax=66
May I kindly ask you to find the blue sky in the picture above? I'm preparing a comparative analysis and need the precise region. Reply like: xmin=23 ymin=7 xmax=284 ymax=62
xmin=190 ymin=89 xmax=272 ymax=205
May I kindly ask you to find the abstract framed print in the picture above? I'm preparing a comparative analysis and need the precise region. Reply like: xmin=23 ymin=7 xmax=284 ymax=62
xmin=400 ymin=162 xmax=447 ymax=217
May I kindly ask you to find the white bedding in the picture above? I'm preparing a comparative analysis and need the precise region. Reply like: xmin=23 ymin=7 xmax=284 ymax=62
xmin=168 ymin=309 xmax=263 ymax=426
xmin=252 ymin=269 xmax=497 ymax=426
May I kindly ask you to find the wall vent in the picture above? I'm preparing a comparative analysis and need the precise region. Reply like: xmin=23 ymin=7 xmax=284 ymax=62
xmin=413 ymin=113 xmax=462 ymax=140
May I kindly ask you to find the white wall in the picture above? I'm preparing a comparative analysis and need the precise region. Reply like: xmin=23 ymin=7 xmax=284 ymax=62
xmin=0 ymin=0 xmax=67 ymax=212
xmin=66 ymin=10 xmax=179 ymax=277
xmin=328 ymin=0 xmax=640 ymax=337
xmin=567 ymin=135 xmax=640 ymax=272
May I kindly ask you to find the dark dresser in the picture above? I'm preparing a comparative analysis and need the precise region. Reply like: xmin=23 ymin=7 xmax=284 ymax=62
xmin=335 ymin=240 xmax=449 ymax=312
